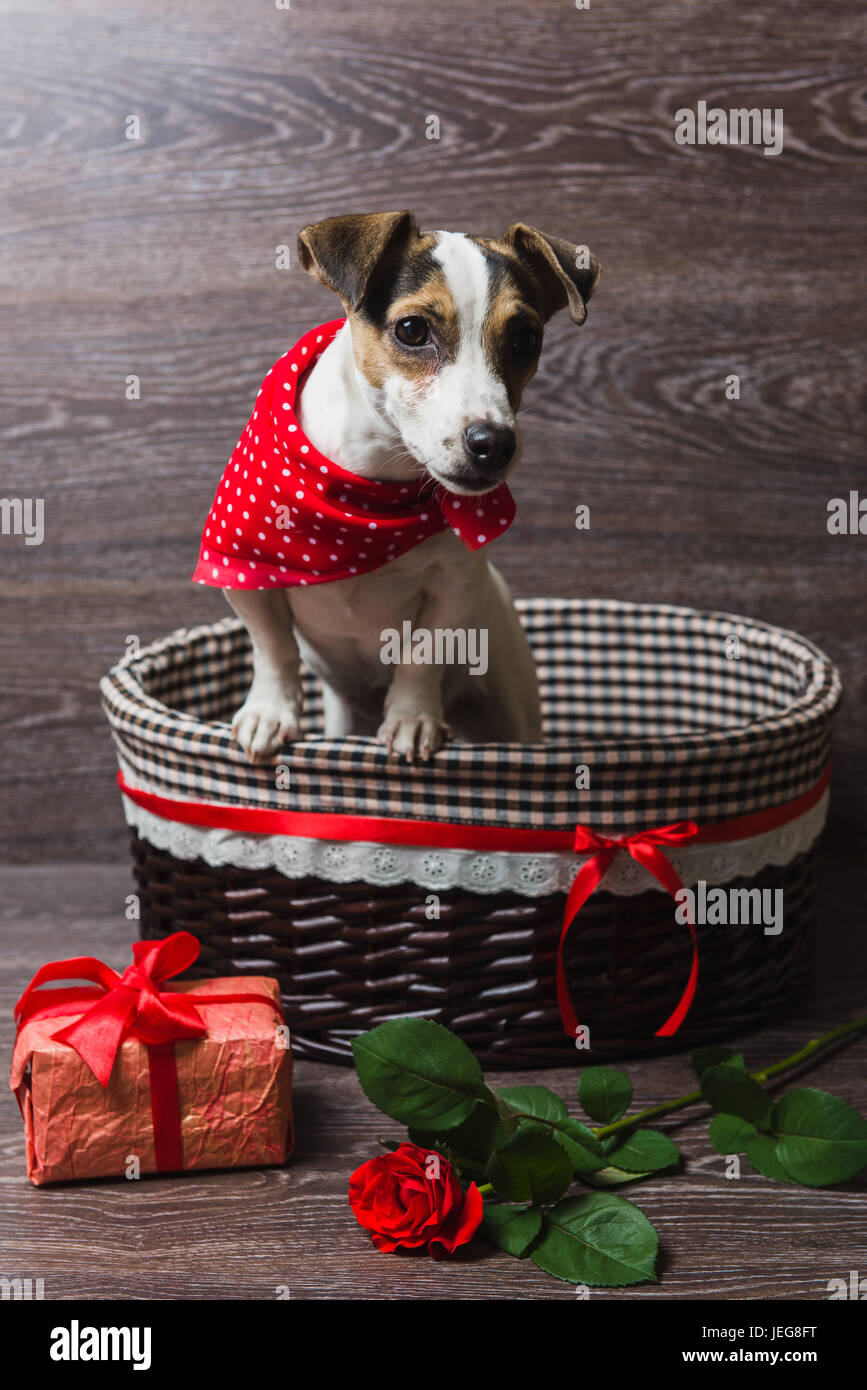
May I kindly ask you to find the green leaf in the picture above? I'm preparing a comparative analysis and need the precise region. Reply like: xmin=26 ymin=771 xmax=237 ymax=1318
xmin=552 ymin=1117 xmax=606 ymax=1173
xmin=530 ymin=1193 xmax=659 ymax=1287
xmin=490 ymin=1093 xmax=522 ymax=1139
xmin=583 ymin=1166 xmax=653 ymax=1187
xmin=498 ymin=1085 xmax=568 ymax=1123
xmin=409 ymin=1104 xmax=504 ymax=1172
xmin=700 ymin=1064 xmax=773 ymax=1130
xmin=744 ymin=1133 xmax=794 ymax=1183
xmin=351 ymin=1018 xmax=484 ymax=1129
xmin=487 ymin=1127 xmax=574 ymax=1204
xmin=691 ymin=1046 xmax=745 ymax=1078
xmin=773 ymin=1089 xmax=867 ymax=1187
xmin=709 ymin=1113 xmax=758 ymax=1155
xmin=579 ymin=1067 xmax=633 ymax=1123
xmin=605 ymin=1128 xmax=680 ymax=1173
xmin=479 ymin=1204 xmax=544 ymax=1258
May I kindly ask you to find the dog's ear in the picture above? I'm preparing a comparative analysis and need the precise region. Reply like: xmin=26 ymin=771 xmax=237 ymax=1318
xmin=502 ymin=223 xmax=601 ymax=325
xmin=297 ymin=211 xmax=419 ymax=312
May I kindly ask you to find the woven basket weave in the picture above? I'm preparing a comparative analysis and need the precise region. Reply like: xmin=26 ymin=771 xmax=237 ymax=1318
xmin=102 ymin=598 xmax=841 ymax=1067
xmin=132 ymin=837 xmax=816 ymax=1065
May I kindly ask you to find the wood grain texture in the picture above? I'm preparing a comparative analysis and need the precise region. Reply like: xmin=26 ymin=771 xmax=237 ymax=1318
xmin=0 ymin=0 xmax=864 ymax=1300
xmin=0 ymin=0 xmax=865 ymax=861
xmin=0 ymin=863 xmax=864 ymax=1300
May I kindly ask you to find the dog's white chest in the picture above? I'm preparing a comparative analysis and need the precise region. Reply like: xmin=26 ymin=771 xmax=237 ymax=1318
xmin=288 ymin=529 xmax=483 ymax=686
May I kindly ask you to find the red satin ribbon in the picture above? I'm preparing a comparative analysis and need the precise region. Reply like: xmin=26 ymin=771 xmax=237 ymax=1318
xmin=147 ymin=1043 xmax=185 ymax=1172
xmin=14 ymin=932 xmax=283 ymax=1172
xmin=559 ymin=821 xmax=701 ymax=1041
xmin=117 ymin=761 xmax=831 ymax=852
xmin=115 ymin=761 xmax=832 ymax=1043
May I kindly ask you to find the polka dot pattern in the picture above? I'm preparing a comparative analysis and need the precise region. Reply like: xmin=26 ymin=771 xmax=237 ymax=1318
xmin=191 ymin=320 xmax=517 ymax=590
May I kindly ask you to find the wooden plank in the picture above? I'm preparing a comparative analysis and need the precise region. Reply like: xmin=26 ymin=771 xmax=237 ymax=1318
xmin=1 ymin=1 xmax=864 ymax=859
xmin=0 ymin=864 xmax=864 ymax=1299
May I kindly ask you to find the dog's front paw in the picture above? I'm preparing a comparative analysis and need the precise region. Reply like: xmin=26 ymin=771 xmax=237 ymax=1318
xmin=377 ymin=709 xmax=450 ymax=763
xmin=232 ymin=691 xmax=301 ymax=763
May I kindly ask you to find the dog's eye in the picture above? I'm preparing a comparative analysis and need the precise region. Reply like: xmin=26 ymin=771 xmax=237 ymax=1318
xmin=394 ymin=316 xmax=430 ymax=347
xmin=511 ymin=326 xmax=540 ymax=360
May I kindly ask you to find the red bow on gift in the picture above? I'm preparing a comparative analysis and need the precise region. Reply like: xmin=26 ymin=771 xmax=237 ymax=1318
xmin=558 ymin=821 xmax=700 ymax=1040
xmin=14 ymin=932 xmax=210 ymax=1086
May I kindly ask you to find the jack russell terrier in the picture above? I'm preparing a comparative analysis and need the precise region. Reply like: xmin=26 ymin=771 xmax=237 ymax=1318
xmin=192 ymin=212 xmax=600 ymax=762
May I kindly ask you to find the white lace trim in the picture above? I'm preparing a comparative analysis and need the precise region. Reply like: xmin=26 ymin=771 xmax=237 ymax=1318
xmin=122 ymin=790 xmax=827 ymax=898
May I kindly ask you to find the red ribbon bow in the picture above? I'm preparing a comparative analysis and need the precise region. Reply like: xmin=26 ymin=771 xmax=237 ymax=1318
xmin=15 ymin=932 xmax=210 ymax=1087
xmin=14 ymin=932 xmax=284 ymax=1173
xmin=558 ymin=820 xmax=700 ymax=1040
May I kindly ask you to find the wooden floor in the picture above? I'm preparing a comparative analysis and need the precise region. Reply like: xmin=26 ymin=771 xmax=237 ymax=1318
xmin=1 ymin=862 xmax=865 ymax=1300
xmin=0 ymin=0 xmax=865 ymax=1299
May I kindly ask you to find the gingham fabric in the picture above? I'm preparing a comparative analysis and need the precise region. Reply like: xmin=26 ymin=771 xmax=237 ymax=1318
xmin=99 ymin=599 xmax=841 ymax=833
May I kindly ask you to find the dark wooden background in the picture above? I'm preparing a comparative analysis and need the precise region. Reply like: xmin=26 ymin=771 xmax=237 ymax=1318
xmin=0 ymin=0 xmax=864 ymax=1302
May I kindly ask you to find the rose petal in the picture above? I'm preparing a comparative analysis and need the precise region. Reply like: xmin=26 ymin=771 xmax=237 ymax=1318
xmin=427 ymin=1182 xmax=484 ymax=1257
xmin=350 ymin=1144 xmax=478 ymax=1257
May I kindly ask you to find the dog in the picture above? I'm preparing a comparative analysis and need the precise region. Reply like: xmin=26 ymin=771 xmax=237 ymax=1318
xmin=198 ymin=212 xmax=600 ymax=762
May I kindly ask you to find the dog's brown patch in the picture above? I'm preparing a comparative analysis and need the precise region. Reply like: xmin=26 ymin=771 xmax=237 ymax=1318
xmin=347 ymin=315 xmax=413 ymax=389
xmin=349 ymin=251 xmax=463 ymax=388
xmin=483 ymin=283 xmax=544 ymax=407
xmin=470 ymin=237 xmax=546 ymax=408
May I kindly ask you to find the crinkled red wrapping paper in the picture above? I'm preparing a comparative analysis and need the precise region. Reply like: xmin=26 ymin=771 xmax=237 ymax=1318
xmin=10 ymin=976 xmax=293 ymax=1185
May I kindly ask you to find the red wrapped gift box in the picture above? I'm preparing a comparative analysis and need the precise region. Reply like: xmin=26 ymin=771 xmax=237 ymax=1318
xmin=11 ymin=932 xmax=294 ymax=1185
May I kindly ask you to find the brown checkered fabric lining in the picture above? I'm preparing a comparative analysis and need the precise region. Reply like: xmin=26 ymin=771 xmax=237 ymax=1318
xmin=100 ymin=599 xmax=841 ymax=832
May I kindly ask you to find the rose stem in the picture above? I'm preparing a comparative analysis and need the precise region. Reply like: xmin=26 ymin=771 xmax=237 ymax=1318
xmin=472 ymin=1019 xmax=866 ymax=1201
xmin=478 ymin=1016 xmax=867 ymax=1141
xmin=591 ymin=1015 xmax=867 ymax=1142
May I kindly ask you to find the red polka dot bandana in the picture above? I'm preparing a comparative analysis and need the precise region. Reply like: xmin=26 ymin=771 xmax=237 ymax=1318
xmin=192 ymin=319 xmax=517 ymax=591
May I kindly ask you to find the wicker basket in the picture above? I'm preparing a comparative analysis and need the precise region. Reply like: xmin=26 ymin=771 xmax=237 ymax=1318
xmin=101 ymin=599 xmax=841 ymax=1067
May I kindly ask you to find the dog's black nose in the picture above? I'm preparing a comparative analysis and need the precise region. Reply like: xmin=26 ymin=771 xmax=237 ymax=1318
xmin=463 ymin=422 xmax=516 ymax=472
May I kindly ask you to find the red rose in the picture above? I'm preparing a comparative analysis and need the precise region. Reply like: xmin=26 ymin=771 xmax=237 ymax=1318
xmin=349 ymin=1142 xmax=483 ymax=1259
